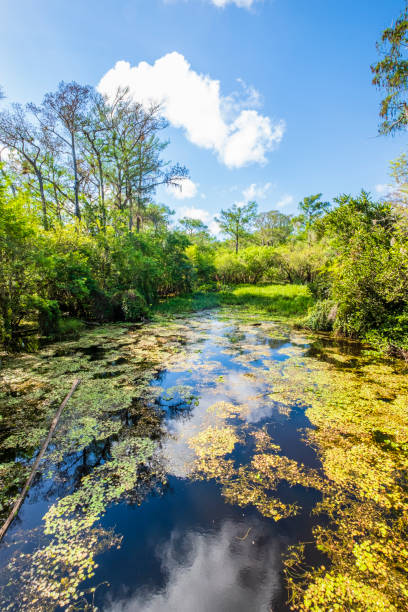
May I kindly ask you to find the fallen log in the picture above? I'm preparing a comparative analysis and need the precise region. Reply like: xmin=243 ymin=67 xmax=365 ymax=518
xmin=0 ymin=378 xmax=81 ymax=542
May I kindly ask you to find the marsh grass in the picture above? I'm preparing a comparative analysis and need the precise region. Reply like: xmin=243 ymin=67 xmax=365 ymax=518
xmin=220 ymin=284 xmax=314 ymax=317
xmin=153 ymin=284 xmax=314 ymax=319
xmin=153 ymin=292 xmax=220 ymax=315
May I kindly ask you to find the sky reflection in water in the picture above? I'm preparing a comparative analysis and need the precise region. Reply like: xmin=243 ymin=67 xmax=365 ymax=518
xmin=103 ymin=315 xmax=315 ymax=612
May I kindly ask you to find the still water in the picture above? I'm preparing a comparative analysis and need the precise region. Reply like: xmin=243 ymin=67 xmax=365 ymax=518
xmin=1 ymin=309 xmax=395 ymax=611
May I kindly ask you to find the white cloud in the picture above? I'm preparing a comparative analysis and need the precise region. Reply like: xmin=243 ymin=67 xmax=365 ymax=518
xmin=211 ymin=0 xmax=259 ymax=7
xmin=0 ymin=145 xmax=11 ymax=162
xmin=167 ymin=178 xmax=198 ymax=199
xmin=375 ymin=183 xmax=390 ymax=195
xmin=165 ymin=0 xmax=260 ymax=8
xmin=242 ymin=182 xmax=272 ymax=201
xmin=221 ymin=78 xmax=262 ymax=120
xmin=209 ymin=219 xmax=221 ymax=235
xmin=276 ymin=194 xmax=294 ymax=209
xmin=98 ymin=53 xmax=284 ymax=168
xmin=177 ymin=205 xmax=221 ymax=235
xmin=178 ymin=206 xmax=211 ymax=223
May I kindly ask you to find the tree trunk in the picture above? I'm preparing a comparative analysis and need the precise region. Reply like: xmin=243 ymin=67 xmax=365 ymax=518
xmin=36 ymin=169 xmax=48 ymax=230
xmin=97 ymin=156 xmax=106 ymax=231
xmin=71 ymin=133 xmax=81 ymax=219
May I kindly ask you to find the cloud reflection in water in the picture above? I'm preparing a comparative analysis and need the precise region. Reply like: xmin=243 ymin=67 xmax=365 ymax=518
xmin=106 ymin=520 xmax=279 ymax=612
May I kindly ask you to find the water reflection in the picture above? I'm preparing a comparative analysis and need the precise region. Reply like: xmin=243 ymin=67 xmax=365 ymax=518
xmin=0 ymin=312 xmax=353 ymax=611
xmin=107 ymin=520 xmax=280 ymax=612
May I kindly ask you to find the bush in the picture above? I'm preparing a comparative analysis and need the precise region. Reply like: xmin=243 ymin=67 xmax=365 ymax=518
xmin=25 ymin=295 xmax=61 ymax=336
xmin=57 ymin=317 xmax=85 ymax=338
xmin=154 ymin=292 xmax=220 ymax=315
xmin=214 ymin=246 xmax=280 ymax=285
xmin=116 ymin=290 xmax=149 ymax=322
xmin=304 ymin=299 xmax=337 ymax=331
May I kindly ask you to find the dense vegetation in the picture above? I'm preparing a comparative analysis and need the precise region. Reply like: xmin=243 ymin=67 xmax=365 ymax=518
xmin=0 ymin=6 xmax=408 ymax=612
xmin=1 ymin=4 xmax=408 ymax=359
xmin=1 ymin=98 xmax=407 ymax=356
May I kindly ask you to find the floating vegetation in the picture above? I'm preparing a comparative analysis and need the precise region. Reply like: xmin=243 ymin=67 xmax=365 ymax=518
xmin=0 ymin=310 xmax=407 ymax=611
xmin=280 ymin=341 xmax=408 ymax=610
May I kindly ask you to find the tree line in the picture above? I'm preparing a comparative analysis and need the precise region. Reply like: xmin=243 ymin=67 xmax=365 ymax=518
xmin=1 ymin=0 xmax=408 ymax=358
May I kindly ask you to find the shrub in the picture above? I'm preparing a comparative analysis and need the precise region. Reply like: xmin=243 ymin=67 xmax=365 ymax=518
xmin=116 ymin=290 xmax=149 ymax=322
xmin=57 ymin=317 xmax=85 ymax=338
xmin=25 ymin=295 xmax=61 ymax=336
xmin=304 ymin=299 xmax=337 ymax=331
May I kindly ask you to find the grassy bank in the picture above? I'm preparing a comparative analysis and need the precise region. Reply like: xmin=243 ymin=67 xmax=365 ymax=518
xmin=153 ymin=284 xmax=314 ymax=320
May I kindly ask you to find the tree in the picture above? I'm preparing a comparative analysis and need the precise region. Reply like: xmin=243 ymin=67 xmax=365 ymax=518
xmin=0 ymin=173 xmax=44 ymax=345
xmin=99 ymin=89 xmax=188 ymax=232
xmin=0 ymin=104 xmax=50 ymax=228
xmin=253 ymin=210 xmax=292 ymax=246
xmin=372 ymin=2 xmax=408 ymax=134
xmin=29 ymin=81 xmax=92 ymax=219
xmin=216 ymin=201 xmax=258 ymax=254
xmin=297 ymin=193 xmax=330 ymax=244
xmin=179 ymin=217 xmax=209 ymax=236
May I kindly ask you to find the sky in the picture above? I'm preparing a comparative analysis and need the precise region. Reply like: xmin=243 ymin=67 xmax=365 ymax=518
xmin=1 ymin=0 xmax=406 ymax=232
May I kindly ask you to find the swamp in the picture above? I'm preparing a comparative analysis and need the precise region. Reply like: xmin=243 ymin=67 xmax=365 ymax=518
xmin=0 ymin=306 xmax=407 ymax=611
xmin=1 ymin=3 xmax=408 ymax=609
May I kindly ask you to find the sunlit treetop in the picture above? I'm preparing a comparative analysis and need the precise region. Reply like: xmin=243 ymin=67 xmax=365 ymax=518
xmin=372 ymin=1 xmax=408 ymax=134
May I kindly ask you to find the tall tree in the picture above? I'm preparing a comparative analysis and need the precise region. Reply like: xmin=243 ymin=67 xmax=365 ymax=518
xmin=216 ymin=201 xmax=257 ymax=253
xmin=179 ymin=217 xmax=209 ymax=236
xmin=29 ymin=81 xmax=92 ymax=219
xmin=254 ymin=210 xmax=292 ymax=246
xmin=100 ymin=90 xmax=188 ymax=232
xmin=297 ymin=193 xmax=330 ymax=244
xmin=372 ymin=2 xmax=408 ymax=134
xmin=0 ymin=104 xmax=50 ymax=228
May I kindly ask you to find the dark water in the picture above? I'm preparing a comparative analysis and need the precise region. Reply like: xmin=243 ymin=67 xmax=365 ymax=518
xmin=0 ymin=313 xmax=326 ymax=611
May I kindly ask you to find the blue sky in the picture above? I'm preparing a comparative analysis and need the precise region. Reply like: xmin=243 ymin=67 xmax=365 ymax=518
xmin=1 ymin=0 xmax=406 ymax=230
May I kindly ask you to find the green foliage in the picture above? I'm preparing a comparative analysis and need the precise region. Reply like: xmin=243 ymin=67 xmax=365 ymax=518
xmin=0 ymin=173 xmax=43 ymax=346
xmin=372 ymin=1 xmax=408 ymax=134
xmin=216 ymin=201 xmax=258 ymax=254
xmin=56 ymin=317 xmax=85 ymax=338
xmin=304 ymin=299 xmax=337 ymax=332
xmin=297 ymin=193 xmax=330 ymax=233
xmin=25 ymin=296 xmax=61 ymax=336
xmin=317 ymin=192 xmax=408 ymax=353
xmin=253 ymin=210 xmax=292 ymax=246
xmin=274 ymin=239 xmax=330 ymax=285
xmin=153 ymin=292 xmax=221 ymax=315
xmin=179 ymin=216 xmax=209 ymax=235
xmin=117 ymin=289 xmax=149 ymax=322
xmin=186 ymin=243 xmax=217 ymax=289
xmin=215 ymin=245 xmax=280 ymax=285
xmin=220 ymin=284 xmax=314 ymax=317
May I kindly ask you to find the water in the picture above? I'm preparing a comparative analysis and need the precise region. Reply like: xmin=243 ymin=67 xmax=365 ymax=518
xmin=0 ymin=310 xmax=405 ymax=611
xmin=94 ymin=316 xmax=321 ymax=611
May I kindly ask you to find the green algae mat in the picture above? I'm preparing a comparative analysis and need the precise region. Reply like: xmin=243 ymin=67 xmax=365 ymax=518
xmin=0 ymin=310 xmax=407 ymax=611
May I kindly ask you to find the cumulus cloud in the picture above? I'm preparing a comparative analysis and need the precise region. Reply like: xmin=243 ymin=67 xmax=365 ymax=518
xmin=275 ymin=194 xmax=294 ymax=209
xmin=167 ymin=178 xmax=198 ymax=199
xmin=242 ymin=182 xmax=272 ymax=201
xmin=106 ymin=521 xmax=279 ymax=612
xmin=177 ymin=205 xmax=221 ymax=235
xmin=98 ymin=53 xmax=284 ymax=168
xmin=178 ymin=206 xmax=211 ymax=223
